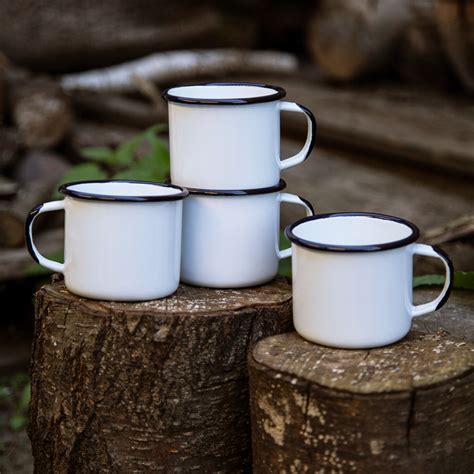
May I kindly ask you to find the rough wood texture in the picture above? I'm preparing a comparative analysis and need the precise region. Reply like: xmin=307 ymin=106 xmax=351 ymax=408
xmin=249 ymin=294 xmax=474 ymax=473
xmin=29 ymin=278 xmax=293 ymax=472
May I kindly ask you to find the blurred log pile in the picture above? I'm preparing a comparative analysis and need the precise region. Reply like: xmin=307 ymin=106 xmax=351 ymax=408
xmin=0 ymin=0 xmax=473 ymax=285
xmin=307 ymin=0 xmax=474 ymax=93
xmin=0 ymin=47 xmax=298 ymax=281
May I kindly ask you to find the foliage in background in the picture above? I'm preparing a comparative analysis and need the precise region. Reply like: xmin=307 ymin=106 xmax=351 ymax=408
xmin=27 ymin=125 xmax=170 ymax=275
xmin=54 ymin=124 xmax=170 ymax=198
xmin=413 ymin=271 xmax=474 ymax=290
xmin=0 ymin=373 xmax=30 ymax=433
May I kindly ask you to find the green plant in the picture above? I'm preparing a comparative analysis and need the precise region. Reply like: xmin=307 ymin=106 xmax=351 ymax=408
xmin=54 ymin=124 xmax=170 ymax=198
xmin=413 ymin=271 xmax=474 ymax=290
xmin=0 ymin=373 xmax=30 ymax=432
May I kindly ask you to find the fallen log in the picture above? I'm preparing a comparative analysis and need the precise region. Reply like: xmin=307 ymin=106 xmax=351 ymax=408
xmin=0 ymin=3 xmax=223 ymax=72
xmin=28 ymin=278 xmax=293 ymax=472
xmin=436 ymin=0 xmax=474 ymax=93
xmin=71 ymin=91 xmax=166 ymax=128
xmin=0 ymin=151 xmax=70 ymax=247
xmin=61 ymin=49 xmax=298 ymax=93
xmin=12 ymin=78 xmax=73 ymax=148
xmin=306 ymin=0 xmax=411 ymax=80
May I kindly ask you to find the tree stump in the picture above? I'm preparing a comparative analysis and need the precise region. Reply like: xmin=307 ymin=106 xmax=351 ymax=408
xmin=249 ymin=321 xmax=474 ymax=472
xmin=29 ymin=277 xmax=292 ymax=472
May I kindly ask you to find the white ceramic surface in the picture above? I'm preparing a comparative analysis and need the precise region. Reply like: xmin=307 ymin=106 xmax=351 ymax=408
xmin=26 ymin=180 xmax=188 ymax=301
xmin=163 ymin=83 xmax=316 ymax=189
xmin=181 ymin=182 xmax=314 ymax=288
xmin=286 ymin=213 xmax=453 ymax=349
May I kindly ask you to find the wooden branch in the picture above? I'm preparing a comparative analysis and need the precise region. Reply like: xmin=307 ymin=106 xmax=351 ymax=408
xmin=0 ymin=151 xmax=70 ymax=247
xmin=12 ymin=79 xmax=73 ymax=148
xmin=61 ymin=49 xmax=298 ymax=92
xmin=29 ymin=279 xmax=293 ymax=471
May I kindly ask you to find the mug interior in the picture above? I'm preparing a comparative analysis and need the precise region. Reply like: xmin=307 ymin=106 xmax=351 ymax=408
xmin=60 ymin=181 xmax=187 ymax=201
xmin=164 ymin=83 xmax=285 ymax=103
xmin=290 ymin=214 xmax=418 ymax=250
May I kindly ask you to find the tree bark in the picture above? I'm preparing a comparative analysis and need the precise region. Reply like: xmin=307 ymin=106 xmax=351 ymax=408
xmin=29 ymin=278 xmax=293 ymax=472
xmin=249 ymin=327 xmax=474 ymax=473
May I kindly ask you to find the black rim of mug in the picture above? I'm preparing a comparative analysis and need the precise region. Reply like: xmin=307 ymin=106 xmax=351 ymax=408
xmin=59 ymin=180 xmax=189 ymax=202
xmin=162 ymin=82 xmax=286 ymax=105
xmin=186 ymin=180 xmax=286 ymax=196
xmin=285 ymin=212 xmax=420 ymax=252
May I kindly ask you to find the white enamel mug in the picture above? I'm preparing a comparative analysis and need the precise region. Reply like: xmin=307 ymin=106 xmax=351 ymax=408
xmin=26 ymin=180 xmax=188 ymax=301
xmin=285 ymin=213 xmax=454 ymax=349
xmin=181 ymin=180 xmax=314 ymax=288
xmin=162 ymin=82 xmax=316 ymax=189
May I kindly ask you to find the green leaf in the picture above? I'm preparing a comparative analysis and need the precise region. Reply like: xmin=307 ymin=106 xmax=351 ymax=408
xmin=112 ymin=165 xmax=157 ymax=181
xmin=413 ymin=271 xmax=474 ymax=290
xmin=80 ymin=147 xmax=115 ymax=164
xmin=0 ymin=386 xmax=10 ymax=398
xmin=114 ymin=133 xmax=146 ymax=167
xmin=10 ymin=414 xmax=26 ymax=431
xmin=413 ymin=274 xmax=445 ymax=288
xmin=53 ymin=163 xmax=108 ymax=198
xmin=454 ymin=272 xmax=474 ymax=290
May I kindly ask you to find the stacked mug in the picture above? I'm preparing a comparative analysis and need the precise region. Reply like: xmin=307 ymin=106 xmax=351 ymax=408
xmin=25 ymin=82 xmax=316 ymax=296
xmin=25 ymin=81 xmax=454 ymax=350
xmin=162 ymin=82 xmax=317 ymax=288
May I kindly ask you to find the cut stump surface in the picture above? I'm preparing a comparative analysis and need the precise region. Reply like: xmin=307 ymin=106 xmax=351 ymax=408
xmin=29 ymin=278 xmax=293 ymax=473
xmin=249 ymin=291 xmax=474 ymax=473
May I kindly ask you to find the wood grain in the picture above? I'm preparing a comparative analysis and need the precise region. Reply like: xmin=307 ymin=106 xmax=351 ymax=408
xmin=28 ymin=278 xmax=293 ymax=472
xmin=249 ymin=290 xmax=474 ymax=473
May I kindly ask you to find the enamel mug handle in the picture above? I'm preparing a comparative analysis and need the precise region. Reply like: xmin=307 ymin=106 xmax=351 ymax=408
xmin=277 ymin=193 xmax=314 ymax=259
xmin=278 ymin=102 xmax=316 ymax=171
xmin=411 ymin=244 xmax=454 ymax=318
xmin=25 ymin=201 xmax=65 ymax=273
